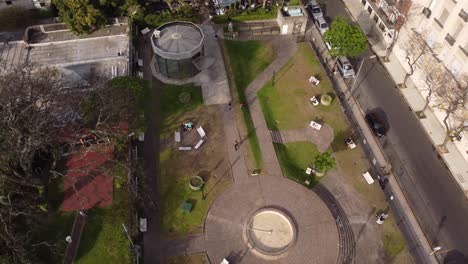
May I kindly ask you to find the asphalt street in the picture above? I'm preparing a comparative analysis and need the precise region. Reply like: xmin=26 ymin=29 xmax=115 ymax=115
xmin=323 ymin=0 xmax=468 ymax=261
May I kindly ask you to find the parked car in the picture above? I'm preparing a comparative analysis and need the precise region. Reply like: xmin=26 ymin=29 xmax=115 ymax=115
xmin=315 ymin=17 xmax=329 ymax=35
xmin=336 ymin=56 xmax=355 ymax=78
xmin=308 ymin=0 xmax=323 ymax=20
xmin=365 ymin=113 xmax=386 ymax=137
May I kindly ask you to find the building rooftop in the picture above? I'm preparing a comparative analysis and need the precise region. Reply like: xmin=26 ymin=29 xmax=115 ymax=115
xmin=151 ymin=21 xmax=204 ymax=59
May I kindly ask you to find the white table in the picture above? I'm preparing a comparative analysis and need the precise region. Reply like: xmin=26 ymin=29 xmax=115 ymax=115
xmin=309 ymin=121 xmax=322 ymax=130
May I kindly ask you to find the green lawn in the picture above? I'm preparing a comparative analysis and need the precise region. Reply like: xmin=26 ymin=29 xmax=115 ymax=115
xmin=158 ymin=83 xmax=231 ymax=236
xmin=33 ymin=177 xmax=75 ymax=263
xmin=75 ymin=164 xmax=131 ymax=264
xmin=273 ymin=142 xmax=320 ymax=184
xmin=257 ymin=43 xmax=352 ymax=152
xmin=160 ymin=83 xmax=204 ymax=136
xmin=224 ymin=40 xmax=276 ymax=169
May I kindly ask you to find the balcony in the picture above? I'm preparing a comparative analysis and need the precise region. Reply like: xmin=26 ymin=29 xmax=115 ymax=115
xmin=459 ymin=9 xmax=468 ymax=22
xmin=445 ymin=33 xmax=455 ymax=46
xmin=434 ymin=17 xmax=444 ymax=28
xmin=422 ymin=7 xmax=431 ymax=19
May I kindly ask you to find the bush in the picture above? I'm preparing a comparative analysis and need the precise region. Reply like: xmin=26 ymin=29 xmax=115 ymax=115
xmin=320 ymin=94 xmax=333 ymax=106
xmin=212 ymin=6 xmax=277 ymax=24
xmin=178 ymin=92 xmax=191 ymax=103
xmin=314 ymin=151 xmax=336 ymax=173
xmin=144 ymin=5 xmax=200 ymax=27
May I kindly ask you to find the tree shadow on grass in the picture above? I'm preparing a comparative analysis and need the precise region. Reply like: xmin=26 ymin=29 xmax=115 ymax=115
xmin=331 ymin=127 xmax=353 ymax=152
xmin=273 ymin=143 xmax=318 ymax=187
xmin=73 ymin=209 xmax=104 ymax=261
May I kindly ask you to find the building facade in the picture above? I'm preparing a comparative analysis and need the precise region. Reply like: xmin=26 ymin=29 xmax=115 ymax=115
xmin=359 ymin=0 xmax=413 ymax=44
xmin=0 ymin=0 xmax=50 ymax=10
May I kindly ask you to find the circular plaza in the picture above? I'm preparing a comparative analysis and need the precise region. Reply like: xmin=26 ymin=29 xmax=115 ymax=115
xmin=204 ymin=176 xmax=339 ymax=264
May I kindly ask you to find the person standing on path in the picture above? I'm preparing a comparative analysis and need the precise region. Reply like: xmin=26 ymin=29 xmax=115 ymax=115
xmin=234 ymin=140 xmax=239 ymax=151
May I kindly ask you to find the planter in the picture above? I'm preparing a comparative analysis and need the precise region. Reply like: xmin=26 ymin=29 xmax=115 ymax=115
xmin=189 ymin=176 xmax=204 ymax=190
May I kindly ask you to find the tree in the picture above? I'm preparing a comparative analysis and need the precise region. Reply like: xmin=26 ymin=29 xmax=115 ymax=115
xmin=399 ymin=29 xmax=434 ymax=88
xmin=434 ymin=74 xmax=468 ymax=149
xmin=81 ymin=76 xmax=148 ymax=133
xmin=420 ymin=69 xmax=447 ymax=114
xmin=313 ymin=151 xmax=336 ymax=173
xmin=324 ymin=16 xmax=367 ymax=58
xmin=0 ymin=64 xmax=83 ymax=263
xmin=55 ymin=0 xmax=106 ymax=35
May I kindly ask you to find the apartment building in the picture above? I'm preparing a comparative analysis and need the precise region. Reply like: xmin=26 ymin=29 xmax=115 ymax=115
xmin=419 ymin=0 xmax=468 ymax=75
xmin=0 ymin=0 xmax=50 ymax=10
xmin=359 ymin=0 xmax=413 ymax=44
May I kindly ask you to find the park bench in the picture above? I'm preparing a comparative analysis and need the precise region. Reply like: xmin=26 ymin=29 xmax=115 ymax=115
xmin=197 ymin=126 xmax=206 ymax=138
xmin=178 ymin=146 xmax=192 ymax=151
xmin=175 ymin=131 xmax=181 ymax=142
xmin=194 ymin=139 xmax=205 ymax=150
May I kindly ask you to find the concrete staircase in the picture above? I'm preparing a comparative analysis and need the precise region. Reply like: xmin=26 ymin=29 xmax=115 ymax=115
xmin=0 ymin=42 xmax=26 ymax=69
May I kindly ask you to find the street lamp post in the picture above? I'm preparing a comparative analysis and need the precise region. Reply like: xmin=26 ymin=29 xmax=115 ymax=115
xmin=350 ymin=55 xmax=377 ymax=95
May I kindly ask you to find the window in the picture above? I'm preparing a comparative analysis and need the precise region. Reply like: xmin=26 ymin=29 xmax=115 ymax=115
xmin=435 ymin=9 xmax=449 ymax=27
xmin=367 ymin=6 xmax=373 ymax=14
xmin=452 ymin=23 xmax=463 ymax=39
xmin=5 ymin=1 xmax=12 ymax=5
xmin=460 ymin=9 xmax=468 ymax=22
xmin=361 ymin=0 xmax=366 ymax=5
xmin=374 ymin=14 xmax=379 ymax=22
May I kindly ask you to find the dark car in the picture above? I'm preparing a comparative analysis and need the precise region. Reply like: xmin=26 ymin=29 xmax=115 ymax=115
xmin=365 ymin=113 xmax=386 ymax=137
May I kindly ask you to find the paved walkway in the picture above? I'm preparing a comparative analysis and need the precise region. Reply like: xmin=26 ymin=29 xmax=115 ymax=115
xmin=279 ymin=125 xmax=334 ymax=152
xmin=244 ymin=36 xmax=297 ymax=177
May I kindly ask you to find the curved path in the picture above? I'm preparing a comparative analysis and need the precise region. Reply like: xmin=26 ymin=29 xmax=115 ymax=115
xmin=204 ymin=176 xmax=339 ymax=264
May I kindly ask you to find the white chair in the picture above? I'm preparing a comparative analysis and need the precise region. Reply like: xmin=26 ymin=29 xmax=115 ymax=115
xmin=305 ymin=167 xmax=312 ymax=175
xmin=138 ymin=59 xmax=143 ymax=67
xmin=194 ymin=139 xmax=205 ymax=150
xmin=197 ymin=126 xmax=206 ymax=138
xmin=310 ymin=96 xmax=319 ymax=106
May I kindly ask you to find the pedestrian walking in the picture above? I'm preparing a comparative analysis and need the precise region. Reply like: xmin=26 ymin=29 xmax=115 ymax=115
xmin=228 ymin=100 xmax=232 ymax=110
xmin=234 ymin=140 xmax=239 ymax=151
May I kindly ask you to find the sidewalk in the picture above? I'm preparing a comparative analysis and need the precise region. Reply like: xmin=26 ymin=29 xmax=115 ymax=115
xmin=244 ymin=36 xmax=297 ymax=177
xmin=342 ymin=0 xmax=468 ymax=194
xmin=306 ymin=23 xmax=438 ymax=264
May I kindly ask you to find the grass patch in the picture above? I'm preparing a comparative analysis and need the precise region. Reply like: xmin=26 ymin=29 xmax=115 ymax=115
xmin=33 ymin=177 xmax=75 ymax=263
xmin=212 ymin=7 xmax=277 ymax=24
xmin=273 ymin=141 xmax=320 ymax=184
xmin=223 ymin=40 xmax=276 ymax=169
xmin=382 ymin=214 xmax=406 ymax=260
xmin=158 ymin=84 xmax=231 ymax=236
xmin=160 ymin=83 xmax=204 ymax=137
xmin=75 ymin=164 xmax=130 ymax=264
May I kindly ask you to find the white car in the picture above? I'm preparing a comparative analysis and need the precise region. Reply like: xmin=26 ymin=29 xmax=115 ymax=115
xmin=336 ymin=56 xmax=355 ymax=78
xmin=308 ymin=0 xmax=323 ymax=21
xmin=315 ymin=17 xmax=329 ymax=35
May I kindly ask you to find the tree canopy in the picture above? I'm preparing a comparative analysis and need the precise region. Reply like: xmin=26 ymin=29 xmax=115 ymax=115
xmin=324 ymin=16 xmax=367 ymax=58
xmin=314 ymin=151 xmax=336 ymax=173
xmin=55 ymin=0 xmax=106 ymax=35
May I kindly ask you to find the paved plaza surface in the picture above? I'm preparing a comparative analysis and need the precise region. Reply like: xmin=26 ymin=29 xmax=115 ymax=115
xmin=204 ymin=176 xmax=339 ymax=264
